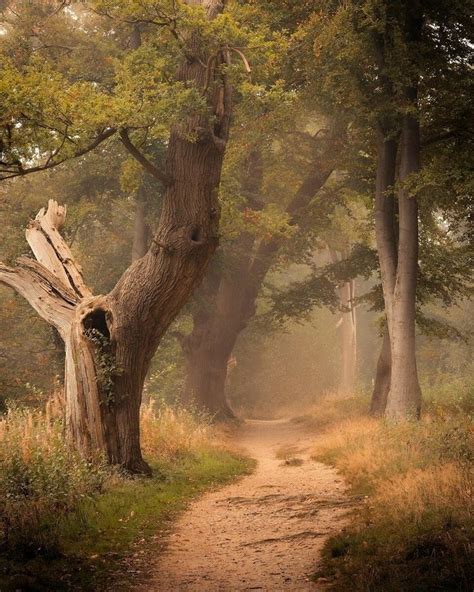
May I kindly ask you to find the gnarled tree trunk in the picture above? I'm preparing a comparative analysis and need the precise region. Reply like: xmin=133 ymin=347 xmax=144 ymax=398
xmin=0 ymin=0 xmax=233 ymax=474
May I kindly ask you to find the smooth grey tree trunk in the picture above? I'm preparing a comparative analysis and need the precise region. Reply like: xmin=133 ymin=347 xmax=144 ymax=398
xmin=385 ymin=106 xmax=422 ymax=418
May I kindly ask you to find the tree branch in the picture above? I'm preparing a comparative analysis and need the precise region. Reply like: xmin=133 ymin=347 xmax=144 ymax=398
xmin=0 ymin=128 xmax=117 ymax=181
xmin=119 ymin=129 xmax=170 ymax=185
xmin=0 ymin=259 xmax=77 ymax=337
xmin=25 ymin=199 xmax=92 ymax=299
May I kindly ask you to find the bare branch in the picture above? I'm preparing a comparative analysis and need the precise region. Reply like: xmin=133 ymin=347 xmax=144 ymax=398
xmin=0 ymin=259 xmax=77 ymax=337
xmin=26 ymin=200 xmax=92 ymax=298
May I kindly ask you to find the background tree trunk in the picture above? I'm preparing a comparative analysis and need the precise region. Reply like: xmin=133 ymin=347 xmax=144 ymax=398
xmin=384 ymin=4 xmax=423 ymax=419
xmin=180 ymin=134 xmax=338 ymax=416
xmin=131 ymin=183 xmax=151 ymax=262
xmin=180 ymin=148 xmax=263 ymax=416
xmin=370 ymin=328 xmax=391 ymax=416
xmin=371 ymin=129 xmax=398 ymax=413
xmin=329 ymin=249 xmax=357 ymax=395
xmin=385 ymin=105 xmax=422 ymax=418
xmin=339 ymin=279 xmax=357 ymax=394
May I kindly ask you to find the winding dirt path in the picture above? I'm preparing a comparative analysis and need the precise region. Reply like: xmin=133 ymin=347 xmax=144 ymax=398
xmin=146 ymin=419 xmax=352 ymax=591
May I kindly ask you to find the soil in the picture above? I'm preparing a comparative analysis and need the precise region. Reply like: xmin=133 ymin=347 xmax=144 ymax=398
xmin=145 ymin=419 xmax=354 ymax=591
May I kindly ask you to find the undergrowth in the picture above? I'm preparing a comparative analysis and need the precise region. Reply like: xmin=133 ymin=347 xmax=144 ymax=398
xmin=0 ymin=395 xmax=251 ymax=591
xmin=310 ymin=384 xmax=473 ymax=592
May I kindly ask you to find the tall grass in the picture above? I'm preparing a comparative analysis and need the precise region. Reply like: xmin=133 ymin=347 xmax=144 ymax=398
xmin=0 ymin=398 xmax=107 ymax=552
xmin=310 ymin=387 xmax=473 ymax=591
xmin=140 ymin=401 xmax=214 ymax=460
xmin=0 ymin=396 xmax=222 ymax=555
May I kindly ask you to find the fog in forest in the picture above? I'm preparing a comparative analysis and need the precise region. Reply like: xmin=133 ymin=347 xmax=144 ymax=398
xmin=0 ymin=1 xmax=472 ymax=591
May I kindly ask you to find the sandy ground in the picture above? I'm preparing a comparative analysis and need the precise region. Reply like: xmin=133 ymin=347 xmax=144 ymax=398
xmin=145 ymin=419 xmax=353 ymax=591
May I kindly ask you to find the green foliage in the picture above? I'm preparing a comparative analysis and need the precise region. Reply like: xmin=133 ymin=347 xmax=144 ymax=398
xmin=84 ymin=328 xmax=123 ymax=405
xmin=0 ymin=406 xmax=108 ymax=553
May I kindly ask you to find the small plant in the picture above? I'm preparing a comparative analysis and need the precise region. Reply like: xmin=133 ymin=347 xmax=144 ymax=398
xmin=85 ymin=328 xmax=123 ymax=406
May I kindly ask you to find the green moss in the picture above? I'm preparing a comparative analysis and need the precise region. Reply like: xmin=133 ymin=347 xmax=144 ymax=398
xmin=0 ymin=449 xmax=253 ymax=591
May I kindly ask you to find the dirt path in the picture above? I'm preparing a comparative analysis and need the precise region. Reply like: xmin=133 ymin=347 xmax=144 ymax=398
xmin=146 ymin=419 xmax=352 ymax=591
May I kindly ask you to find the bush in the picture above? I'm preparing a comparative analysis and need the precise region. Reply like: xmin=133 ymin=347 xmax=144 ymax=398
xmin=0 ymin=400 xmax=107 ymax=553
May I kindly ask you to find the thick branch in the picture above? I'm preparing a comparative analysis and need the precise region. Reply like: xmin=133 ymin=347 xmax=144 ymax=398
xmin=25 ymin=199 xmax=92 ymax=298
xmin=119 ymin=129 xmax=170 ymax=185
xmin=0 ymin=259 xmax=76 ymax=337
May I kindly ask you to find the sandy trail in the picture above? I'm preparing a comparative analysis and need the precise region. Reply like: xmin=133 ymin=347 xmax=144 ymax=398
xmin=146 ymin=419 xmax=352 ymax=591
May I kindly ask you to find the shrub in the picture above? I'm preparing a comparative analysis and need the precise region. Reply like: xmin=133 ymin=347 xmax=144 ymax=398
xmin=0 ymin=400 xmax=107 ymax=553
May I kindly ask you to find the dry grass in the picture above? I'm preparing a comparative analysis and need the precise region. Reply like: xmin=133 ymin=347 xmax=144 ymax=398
xmin=140 ymin=400 xmax=214 ymax=460
xmin=309 ymin=389 xmax=473 ymax=591
xmin=0 ymin=395 xmax=226 ymax=554
xmin=0 ymin=395 xmax=107 ymax=551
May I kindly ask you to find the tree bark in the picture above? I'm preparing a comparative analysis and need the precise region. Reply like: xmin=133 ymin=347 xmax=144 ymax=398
xmin=385 ymin=103 xmax=422 ymax=418
xmin=370 ymin=328 xmax=391 ymax=416
xmin=371 ymin=129 xmax=398 ymax=413
xmin=0 ymin=0 xmax=233 ymax=474
xmin=384 ymin=4 xmax=423 ymax=419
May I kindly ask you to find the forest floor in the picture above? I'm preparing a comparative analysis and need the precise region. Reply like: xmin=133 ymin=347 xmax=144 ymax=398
xmin=141 ymin=419 xmax=355 ymax=591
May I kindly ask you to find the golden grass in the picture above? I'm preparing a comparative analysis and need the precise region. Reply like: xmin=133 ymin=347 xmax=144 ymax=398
xmin=376 ymin=462 xmax=472 ymax=528
xmin=140 ymin=400 xmax=215 ymax=460
xmin=309 ymin=391 xmax=473 ymax=590
xmin=0 ymin=395 xmax=224 ymax=551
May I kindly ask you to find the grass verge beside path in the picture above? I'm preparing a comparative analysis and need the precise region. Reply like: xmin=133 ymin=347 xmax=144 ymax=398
xmin=304 ymin=387 xmax=473 ymax=592
xmin=0 ymin=401 xmax=253 ymax=592
xmin=1 ymin=450 xmax=252 ymax=592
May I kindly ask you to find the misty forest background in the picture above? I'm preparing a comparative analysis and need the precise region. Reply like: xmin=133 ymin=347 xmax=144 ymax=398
xmin=0 ymin=1 xmax=472 ymax=591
